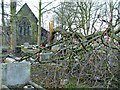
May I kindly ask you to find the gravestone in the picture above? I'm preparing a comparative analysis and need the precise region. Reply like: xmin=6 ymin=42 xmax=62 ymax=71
xmin=40 ymin=52 xmax=53 ymax=61
xmin=24 ymin=42 xmax=29 ymax=49
xmin=2 ymin=62 xmax=31 ymax=87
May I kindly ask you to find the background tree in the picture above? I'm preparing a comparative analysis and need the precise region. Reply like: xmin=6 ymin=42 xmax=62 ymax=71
xmin=37 ymin=0 xmax=59 ymax=46
xmin=1 ymin=0 xmax=5 ymax=46
xmin=34 ymin=0 xmax=120 ymax=88
xmin=10 ymin=0 xmax=17 ymax=50
xmin=37 ymin=0 xmax=42 ymax=46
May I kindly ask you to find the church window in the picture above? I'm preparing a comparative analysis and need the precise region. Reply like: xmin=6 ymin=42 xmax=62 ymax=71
xmin=18 ymin=17 xmax=31 ymax=36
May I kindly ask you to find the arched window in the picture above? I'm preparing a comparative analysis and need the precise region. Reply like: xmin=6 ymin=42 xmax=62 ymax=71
xmin=18 ymin=17 xmax=31 ymax=36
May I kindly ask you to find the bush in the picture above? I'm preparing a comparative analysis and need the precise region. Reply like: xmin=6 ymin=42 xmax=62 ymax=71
xmin=65 ymin=82 xmax=76 ymax=90
xmin=78 ymin=83 xmax=90 ymax=88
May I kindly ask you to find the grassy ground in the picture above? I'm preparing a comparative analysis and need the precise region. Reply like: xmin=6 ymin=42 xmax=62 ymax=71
xmin=30 ymin=63 xmax=90 ymax=88
xmin=31 ymin=63 xmax=59 ymax=88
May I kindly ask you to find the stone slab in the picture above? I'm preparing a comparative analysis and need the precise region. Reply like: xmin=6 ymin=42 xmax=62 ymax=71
xmin=1 ymin=62 xmax=31 ymax=86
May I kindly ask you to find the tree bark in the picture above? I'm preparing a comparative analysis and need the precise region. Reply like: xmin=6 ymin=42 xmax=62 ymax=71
xmin=1 ymin=0 xmax=5 ymax=46
xmin=10 ymin=0 xmax=16 ymax=50
xmin=29 ymin=80 xmax=46 ymax=90
xmin=37 ymin=0 xmax=42 ymax=46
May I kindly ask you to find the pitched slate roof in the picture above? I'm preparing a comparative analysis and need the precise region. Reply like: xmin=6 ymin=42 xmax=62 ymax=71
xmin=16 ymin=3 xmax=38 ymax=23
xmin=16 ymin=3 xmax=49 ymax=33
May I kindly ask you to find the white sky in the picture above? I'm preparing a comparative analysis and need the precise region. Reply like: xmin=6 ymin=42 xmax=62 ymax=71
xmin=0 ymin=0 xmax=116 ymax=30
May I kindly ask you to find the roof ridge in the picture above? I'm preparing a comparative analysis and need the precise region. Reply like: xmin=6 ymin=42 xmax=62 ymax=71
xmin=16 ymin=3 xmax=38 ymax=22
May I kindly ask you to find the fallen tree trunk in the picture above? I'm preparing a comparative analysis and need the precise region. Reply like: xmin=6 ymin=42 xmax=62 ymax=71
xmin=29 ymin=80 xmax=46 ymax=90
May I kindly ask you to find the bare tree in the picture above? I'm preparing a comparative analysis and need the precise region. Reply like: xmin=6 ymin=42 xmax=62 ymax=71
xmin=10 ymin=0 xmax=17 ymax=50
xmin=37 ymin=0 xmax=60 ymax=46
xmin=10 ymin=0 xmax=119 ymax=88
xmin=1 ymin=0 xmax=5 ymax=46
xmin=35 ymin=0 xmax=120 ymax=88
xmin=37 ymin=0 xmax=42 ymax=46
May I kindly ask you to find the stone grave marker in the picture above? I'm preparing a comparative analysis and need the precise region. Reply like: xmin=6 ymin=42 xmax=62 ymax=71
xmin=2 ymin=62 xmax=31 ymax=87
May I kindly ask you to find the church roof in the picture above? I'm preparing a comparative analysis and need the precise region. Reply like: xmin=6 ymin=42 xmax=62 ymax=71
xmin=16 ymin=3 xmax=38 ymax=23
xmin=16 ymin=3 xmax=49 ymax=33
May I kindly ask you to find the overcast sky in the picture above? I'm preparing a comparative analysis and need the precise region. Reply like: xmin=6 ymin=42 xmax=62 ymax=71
xmin=0 ymin=0 xmax=116 ymax=30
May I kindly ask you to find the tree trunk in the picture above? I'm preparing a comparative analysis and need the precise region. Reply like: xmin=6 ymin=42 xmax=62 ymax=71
xmin=37 ymin=0 xmax=42 ymax=46
xmin=1 ymin=0 xmax=5 ymax=46
xmin=29 ymin=80 xmax=46 ymax=90
xmin=2 ymin=0 xmax=5 ymax=28
xmin=10 ymin=0 xmax=16 ymax=50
